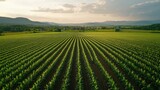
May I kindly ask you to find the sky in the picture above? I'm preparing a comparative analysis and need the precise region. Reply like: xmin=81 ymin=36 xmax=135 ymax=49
xmin=0 ymin=0 xmax=160 ymax=23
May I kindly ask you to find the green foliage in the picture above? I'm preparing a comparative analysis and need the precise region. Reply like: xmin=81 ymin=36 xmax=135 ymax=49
xmin=0 ymin=32 xmax=159 ymax=90
xmin=115 ymin=26 xmax=121 ymax=32
xmin=0 ymin=31 xmax=3 ymax=36
xmin=54 ymin=28 xmax=62 ymax=32
xmin=0 ymin=23 xmax=160 ymax=33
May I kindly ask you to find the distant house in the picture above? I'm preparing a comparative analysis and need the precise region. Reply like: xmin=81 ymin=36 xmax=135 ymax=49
xmin=115 ymin=26 xmax=121 ymax=32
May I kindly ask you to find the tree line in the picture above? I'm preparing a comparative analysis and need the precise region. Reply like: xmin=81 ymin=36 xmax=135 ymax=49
xmin=122 ymin=24 xmax=160 ymax=30
xmin=0 ymin=24 xmax=160 ymax=35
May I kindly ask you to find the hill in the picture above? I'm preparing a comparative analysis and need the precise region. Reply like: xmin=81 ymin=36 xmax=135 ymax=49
xmin=0 ymin=17 xmax=56 ymax=26
xmin=61 ymin=20 xmax=160 ymax=26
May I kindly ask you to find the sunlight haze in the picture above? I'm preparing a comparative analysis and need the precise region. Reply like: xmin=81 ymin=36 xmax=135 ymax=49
xmin=0 ymin=0 xmax=160 ymax=23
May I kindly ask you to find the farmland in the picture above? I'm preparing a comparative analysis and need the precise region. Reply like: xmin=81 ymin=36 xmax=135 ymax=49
xmin=0 ymin=32 xmax=160 ymax=90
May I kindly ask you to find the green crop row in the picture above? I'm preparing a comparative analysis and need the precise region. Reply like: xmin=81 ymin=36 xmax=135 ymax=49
xmin=0 ymin=32 xmax=159 ymax=90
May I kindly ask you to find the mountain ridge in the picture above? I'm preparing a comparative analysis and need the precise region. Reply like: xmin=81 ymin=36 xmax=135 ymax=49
xmin=0 ymin=16 xmax=160 ymax=26
xmin=0 ymin=17 xmax=56 ymax=26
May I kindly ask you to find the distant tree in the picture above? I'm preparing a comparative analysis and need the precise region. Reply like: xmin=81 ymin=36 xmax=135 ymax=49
xmin=0 ymin=31 xmax=3 ymax=36
xmin=32 ymin=29 xmax=40 ymax=33
xmin=55 ymin=28 xmax=61 ymax=32
xmin=115 ymin=26 xmax=121 ymax=32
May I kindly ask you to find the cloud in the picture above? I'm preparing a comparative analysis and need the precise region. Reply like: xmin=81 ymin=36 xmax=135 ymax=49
xmin=131 ymin=0 xmax=160 ymax=8
xmin=32 ymin=0 xmax=107 ymax=14
xmin=32 ymin=7 xmax=74 ymax=13
xmin=76 ymin=0 xmax=108 ymax=14
xmin=96 ymin=0 xmax=106 ymax=5
xmin=32 ymin=3 xmax=78 ymax=13
xmin=80 ymin=3 xmax=97 ymax=13
xmin=130 ymin=0 xmax=160 ymax=20
xmin=31 ymin=0 xmax=160 ymax=20
xmin=63 ymin=4 xmax=76 ymax=9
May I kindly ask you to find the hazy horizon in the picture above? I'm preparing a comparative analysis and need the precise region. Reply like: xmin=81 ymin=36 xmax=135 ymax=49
xmin=0 ymin=0 xmax=160 ymax=23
